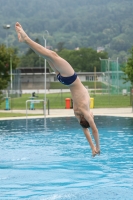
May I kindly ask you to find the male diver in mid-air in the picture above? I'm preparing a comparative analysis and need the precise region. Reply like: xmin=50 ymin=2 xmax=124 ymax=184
xmin=15 ymin=22 xmax=100 ymax=157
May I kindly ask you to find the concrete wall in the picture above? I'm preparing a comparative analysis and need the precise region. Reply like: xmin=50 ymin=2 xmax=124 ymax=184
xmin=21 ymin=73 xmax=54 ymax=89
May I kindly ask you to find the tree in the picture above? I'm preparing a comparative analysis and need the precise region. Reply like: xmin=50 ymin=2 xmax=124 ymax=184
xmin=0 ymin=44 xmax=19 ymax=103
xmin=1 ymin=0 xmax=133 ymax=59
xmin=19 ymin=38 xmax=44 ymax=67
xmin=122 ymin=47 xmax=133 ymax=86
xmin=56 ymin=42 xmax=65 ymax=52
xmin=58 ymin=48 xmax=108 ymax=72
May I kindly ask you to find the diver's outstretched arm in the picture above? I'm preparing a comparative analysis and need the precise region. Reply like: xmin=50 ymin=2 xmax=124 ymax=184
xmin=83 ymin=128 xmax=100 ymax=157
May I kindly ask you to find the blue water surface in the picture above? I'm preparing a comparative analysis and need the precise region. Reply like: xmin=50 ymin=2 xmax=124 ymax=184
xmin=0 ymin=116 xmax=133 ymax=200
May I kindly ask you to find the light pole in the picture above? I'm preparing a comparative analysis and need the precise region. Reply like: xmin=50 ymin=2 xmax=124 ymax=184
xmin=3 ymin=24 xmax=12 ymax=92
xmin=43 ymin=30 xmax=49 ymax=121
xmin=3 ymin=24 xmax=12 ymax=110
xmin=116 ymin=57 xmax=119 ymax=94
xmin=10 ymin=54 xmax=13 ymax=94
xmin=3 ymin=24 xmax=10 ymax=48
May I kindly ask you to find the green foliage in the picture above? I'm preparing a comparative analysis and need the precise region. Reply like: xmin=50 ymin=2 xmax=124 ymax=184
xmin=20 ymin=52 xmax=44 ymax=67
xmin=1 ymin=0 xmax=133 ymax=63
xmin=19 ymin=42 xmax=108 ymax=71
xmin=58 ymin=48 xmax=108 ymax=72
xmin=56 ymin=42 xmax=65 ymax=52
xmin=122 ymin=47 xmax=133 ymax=86
xmin=19 ymin=38 xmax=45 ymax=67
xmin=0 ymin=44 xmax=19 ymax=103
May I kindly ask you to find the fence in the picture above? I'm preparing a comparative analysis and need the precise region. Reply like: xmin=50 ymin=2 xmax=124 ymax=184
xmin=2 ymin=69 xmax=21 ymax=98
xmin=100 ymin=58 xmax=131 ymax=95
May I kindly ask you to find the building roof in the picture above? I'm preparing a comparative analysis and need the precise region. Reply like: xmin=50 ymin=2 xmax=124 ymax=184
xmin=20 ymin=67 xmax=50 ymax=73
xmin=19 ymin=67 xmax=102 ymax=75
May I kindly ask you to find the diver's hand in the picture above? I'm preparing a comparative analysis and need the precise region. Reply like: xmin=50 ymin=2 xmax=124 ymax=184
xmin=92 ymin=146 xmax=100 ymax=157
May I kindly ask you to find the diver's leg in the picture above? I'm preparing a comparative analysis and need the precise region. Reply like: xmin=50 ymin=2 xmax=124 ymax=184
xmin=47 ymin=60 xmax=59 ymax=75
xmin=15 ymin=22 xmax=75 ymax=76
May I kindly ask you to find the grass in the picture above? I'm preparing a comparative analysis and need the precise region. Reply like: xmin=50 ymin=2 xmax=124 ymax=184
xmin=91 ymin=94 xmax=131 ymax=108
xmin=0 ymin=93 xmax=131 ymax=118
xmin=0 ymin=80 xmax=131 ymax=118
xmin=0 ymin=93 xmax=131 ymax=110
xmin=50 ymin=81 xmax=102 ymax=89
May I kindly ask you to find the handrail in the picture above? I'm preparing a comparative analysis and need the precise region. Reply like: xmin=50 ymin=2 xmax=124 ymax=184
xmin=26 ymin=99 xmax=50 ymax=129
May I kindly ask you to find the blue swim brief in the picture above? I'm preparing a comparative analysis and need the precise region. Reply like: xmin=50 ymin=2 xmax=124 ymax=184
xmin=57 ymin=73 xmax=77 ymax=85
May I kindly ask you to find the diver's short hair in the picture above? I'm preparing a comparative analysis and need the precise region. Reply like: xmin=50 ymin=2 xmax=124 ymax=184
xmin=80 ymin=116 xmax=90 ymax=128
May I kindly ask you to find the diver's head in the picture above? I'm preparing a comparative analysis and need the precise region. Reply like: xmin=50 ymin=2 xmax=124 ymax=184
xmin=80 ymin=115 xmax=90 ymax=128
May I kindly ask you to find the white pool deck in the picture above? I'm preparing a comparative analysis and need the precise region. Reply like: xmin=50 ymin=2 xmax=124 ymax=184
xmin=0 ymin=107 xmax=133 ymax=120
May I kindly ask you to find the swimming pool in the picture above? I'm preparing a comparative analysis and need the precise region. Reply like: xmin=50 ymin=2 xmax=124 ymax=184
xmin=0 ymin=116 xmax=133 ymax=199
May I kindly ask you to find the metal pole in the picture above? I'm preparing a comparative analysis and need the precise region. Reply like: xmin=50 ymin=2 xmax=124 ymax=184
xmin=26 ymin=101 xmax=28 ymax=130
xmin=10 ymin=55 xmax=12 ymax=93
xmin=117 ymin=57 xmax=119 ymax=94
xmin=43 ymin=38 xmax=46 ymax=117
xmin=94 ymin=66 xmax=96 ymax=95
xmin=132 ymin=99 xmax=133 ymax=113
xmin=3 ymin=24 xmax=10 ymax=47
xmin=6 ymin=30 xmax=8 ymax=47
xmin=43 ymin=30 xmax=49 ymax=129
xmin=3 ymin=25 xmax=11 ymax=108
xmin=108 ymin=59 xmax=110 ymax=95
xmin=47 ymin=99 xmax=50 ymax=115
xmin=9 ymin=54 xmax=13 ymax=111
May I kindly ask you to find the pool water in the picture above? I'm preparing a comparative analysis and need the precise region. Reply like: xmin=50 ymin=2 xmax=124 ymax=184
xmin=0 ymin=116 xmax=133 ymax=200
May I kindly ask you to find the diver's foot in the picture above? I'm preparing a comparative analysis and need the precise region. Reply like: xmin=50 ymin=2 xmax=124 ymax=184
xmin=15 ymin=22 xmax=28 ymax=42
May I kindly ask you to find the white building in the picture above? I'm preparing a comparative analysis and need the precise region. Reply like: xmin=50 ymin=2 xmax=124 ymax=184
xmin=20 ymin=67 xmax=102 ymax=90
